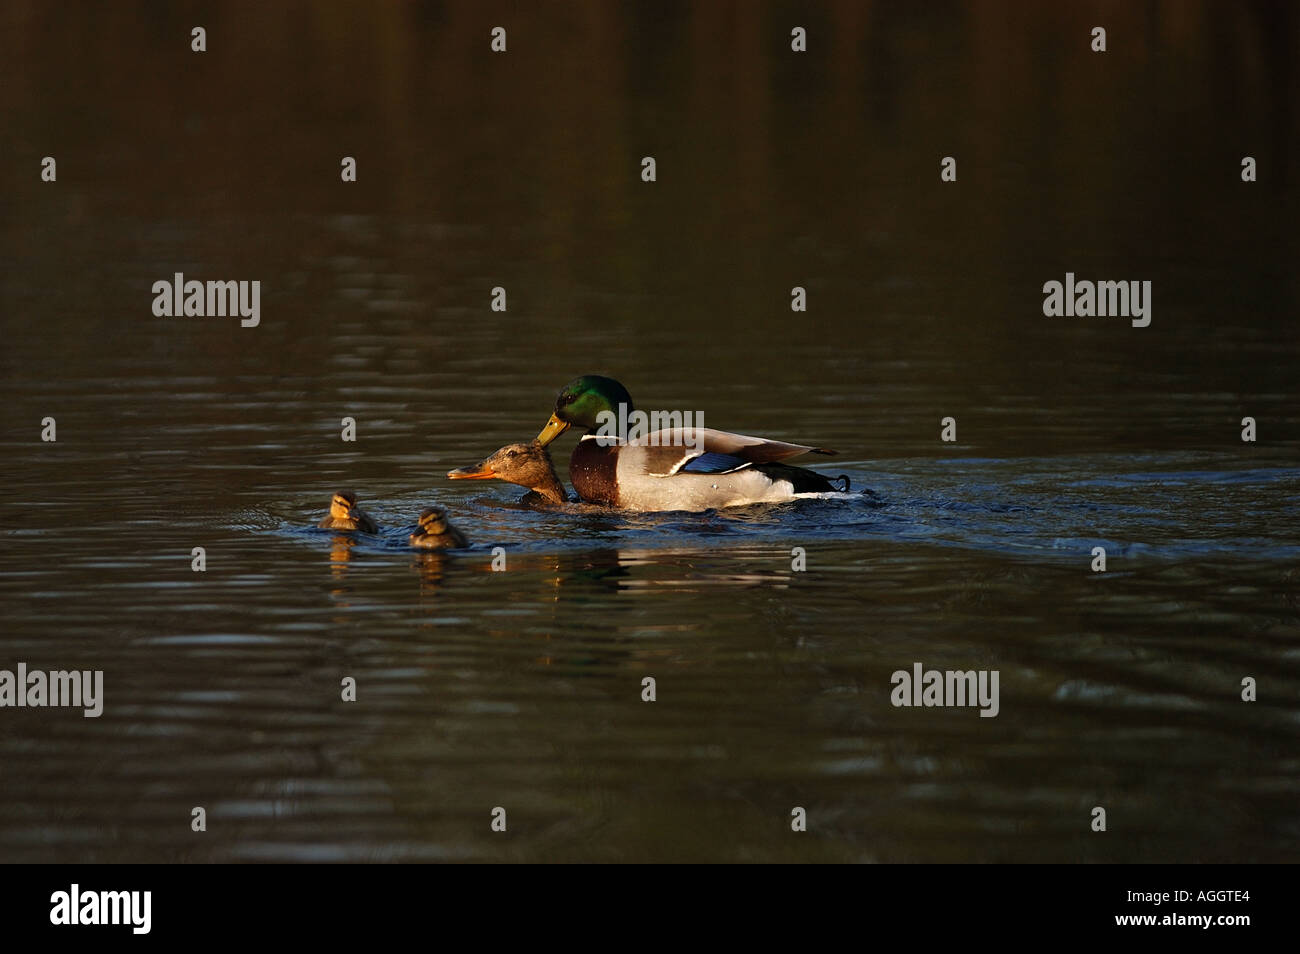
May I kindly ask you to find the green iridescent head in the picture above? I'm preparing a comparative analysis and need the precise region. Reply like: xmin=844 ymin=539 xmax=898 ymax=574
xmin=535 ymin=375 xmax=634 ymax=444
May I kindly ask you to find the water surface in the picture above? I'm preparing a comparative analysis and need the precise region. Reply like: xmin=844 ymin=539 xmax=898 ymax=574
xmin=1 ymin=1 xmax=1298 ymax=862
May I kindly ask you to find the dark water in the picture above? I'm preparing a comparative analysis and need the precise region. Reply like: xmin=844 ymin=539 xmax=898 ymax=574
xmin=1 ymin=2 xmax=1298 ymax=862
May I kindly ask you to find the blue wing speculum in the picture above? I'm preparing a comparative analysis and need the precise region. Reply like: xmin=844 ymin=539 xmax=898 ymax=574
xmin=677 ymin=452 xmax=755 ymax=475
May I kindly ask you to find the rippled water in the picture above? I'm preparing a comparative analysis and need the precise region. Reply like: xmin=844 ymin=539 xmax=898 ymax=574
xmin=2 ymin=2 xmax=1298 ymax=862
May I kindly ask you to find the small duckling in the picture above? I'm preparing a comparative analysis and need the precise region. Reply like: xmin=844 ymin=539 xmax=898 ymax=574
xmin=409 ymin=506 xmax=469 ymax=549
xmin=447 ymin=441 xmax=568 ymax=505
xmin=318 ymin=490 xmax=378 ymax=533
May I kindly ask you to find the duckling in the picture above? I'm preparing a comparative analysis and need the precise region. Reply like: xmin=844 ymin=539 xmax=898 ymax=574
xmin=447 ymin=441 xmax=569 ymax=506
xmin=409 ymin=506 xmax=469 ymax=549
xmin=318 ymin=490 xmax=378 ymax=533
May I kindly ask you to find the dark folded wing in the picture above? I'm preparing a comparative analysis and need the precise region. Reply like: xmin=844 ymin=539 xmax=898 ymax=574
xmin=636 ymin=426 xmax=832 ymax=456
xmin=678 ymin=451 xmax=755 ymax=475
xmin=622 ymin=427 xmax=835 ymax=477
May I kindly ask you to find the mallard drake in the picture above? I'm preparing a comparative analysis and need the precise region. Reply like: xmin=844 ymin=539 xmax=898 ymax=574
xmin=409 ymin=506 xmax=470 ymax=549
xmin=532 ymin=375 xmax=846 ymax=511
xmin=447 ymin=441 xmax=569 ymax=505
xmin=318 ymin=490 xmax=378 ymax=532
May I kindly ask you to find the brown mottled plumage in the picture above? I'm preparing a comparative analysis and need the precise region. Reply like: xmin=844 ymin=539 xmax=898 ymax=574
xmin=447 ymin=441 xmax=569 ymax=506
xmin=408 ymin=506 xmax=469 ymax=549
xmin=318 ymin=490 xmax=378 ymax=532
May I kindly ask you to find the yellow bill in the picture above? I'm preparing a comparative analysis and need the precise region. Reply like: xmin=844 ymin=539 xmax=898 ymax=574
xmin=535 ymin=412 xmax=570 ymax=447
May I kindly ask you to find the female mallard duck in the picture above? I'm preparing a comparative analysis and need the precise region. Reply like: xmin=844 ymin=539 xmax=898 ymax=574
xmin=447 ymin=441 xmax=569 ymax=506
xmin=531 ymin=375 xmax=846 ymax=511
xmin=318 ymin=490 xmax=378 ymax=532
xmin=409 ymin=506 xmax=470 ymax=549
